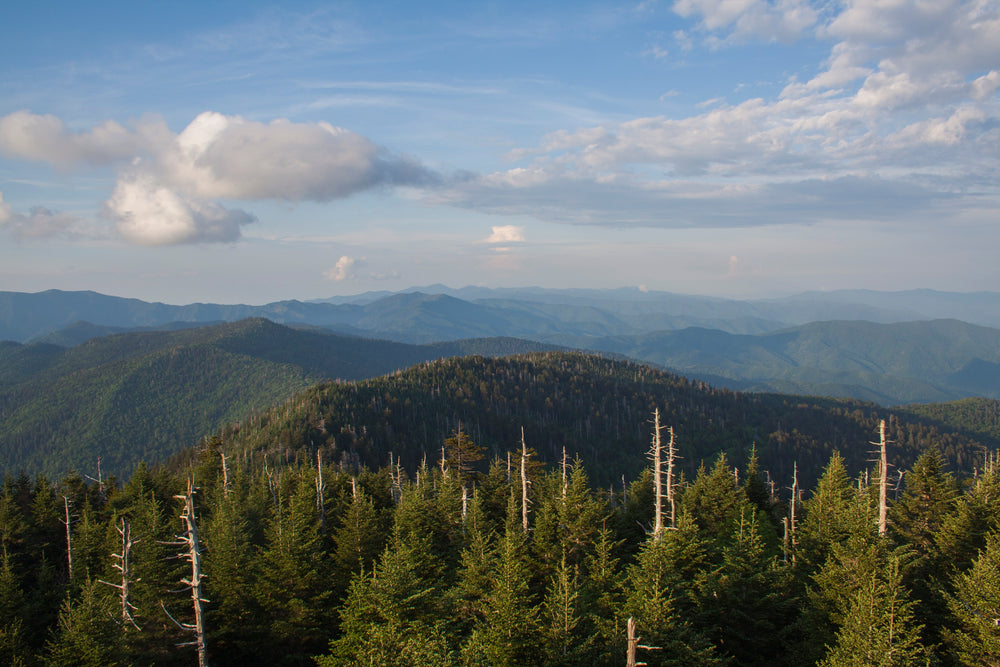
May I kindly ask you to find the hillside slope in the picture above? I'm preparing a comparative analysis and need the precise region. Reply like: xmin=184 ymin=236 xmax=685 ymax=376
xmin=558 ymin=319 xmax=1000 ymax=405
xmin=0 ymin=319 xmax=560 ymax=477
xmin=211 ymin=352 xmax=992 ymax=489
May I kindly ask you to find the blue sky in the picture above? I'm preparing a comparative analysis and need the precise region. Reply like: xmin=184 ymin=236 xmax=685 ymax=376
xmin=1 ymin=0 xmax=998 ymax=304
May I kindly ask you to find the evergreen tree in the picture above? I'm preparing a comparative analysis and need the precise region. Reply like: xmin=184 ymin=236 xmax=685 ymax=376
xmin=319 ymin=528 xmax=450 ymax=666
xmin=944 ymin=530 xmax=1000 ymax=665
xmin=682 ymin=454 xmax=742 ymax=548
xmin=692 ymin=503 xmax=796 ymax=666
xmin=624 ymin=523 xmax=719 ymax=666
xmin=43 ymin=577 xmax=124 ymax=667
xmin=819 ymin=556 xmax=928 ymax=666
xmin=461 ymin=495 xmax=539 ymax=666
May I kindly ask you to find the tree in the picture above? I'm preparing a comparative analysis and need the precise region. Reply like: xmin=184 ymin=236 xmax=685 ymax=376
xmin=319 ymin=528 xmax=450 ymax=666
xmin=461 ymin=495 xmax=539 ymax=666
xmin=819 ymin=556 xmax=928 ymax=666
xmin=443 ymin=425 xmax=484 ymax=485
xmin=43 ymin=577 xmax=124 ymax=667
xmin=944 ymin=530 xmax=1000 ymax=665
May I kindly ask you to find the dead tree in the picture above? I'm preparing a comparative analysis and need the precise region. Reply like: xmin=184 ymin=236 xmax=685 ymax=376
xmin=162 ymin=478 xmax=209 ymax=667
xmin=521 ymin=428 xmax=531 ymax=534
xmin=220 ymin=452 xmax=231 ymax=497
xmin=665 ymin=425 xmax=678 ymax=530
xmin=84 ymin=457 xmax=107 ymax=502
xmin=786 ymin=462 xmax=799 ymax=564
xmin=626 ymin=616 xmax=661 ymax=667
xmin=648 ymin=409 xmax=665 ymax=539
xmin=99 ymin=518 xmax=140 ymax=629
xmin=875 ymin=419 xmax=889 ymax=536
xmin=316 ymin=451 xmax=326 ymax=533
xmin=561 ymin=446 xmax=569 ymax=501
xmin=60 ymin=496 xmax=73 ymax=583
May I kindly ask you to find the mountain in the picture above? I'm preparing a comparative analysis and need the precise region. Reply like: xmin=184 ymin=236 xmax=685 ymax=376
xmin=207 ymin=351 xmax=992 ymax=490
xmin=7 ymin=287 xmax=1000 ymax=407
xmin=9 ymin=286 xmax=1000 ymax=345
xmin=0 ymin=319 xmax=561 ymax=477
xmin=551 ymin=319 xmax=1000 ymax=405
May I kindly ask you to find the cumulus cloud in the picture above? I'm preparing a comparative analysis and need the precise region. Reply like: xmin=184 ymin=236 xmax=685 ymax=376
xmin=161 ymin=112 xmax=438 ymax=201
xmin=485 ymin=225 xmax=526 ymax=243
xmin=324 ymin=255 xmax=357 ymax=281
xmin=0 ymin=110 xmax=439 ymax=245
xmin=106 ymin=172 xmax=255 ymax=245
xmin=0 ymin=111 xmax=168 ymax=169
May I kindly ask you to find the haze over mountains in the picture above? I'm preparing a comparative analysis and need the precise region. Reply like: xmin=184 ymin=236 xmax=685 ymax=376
xmin=3 ymin=286 xmax=1000 ymax=408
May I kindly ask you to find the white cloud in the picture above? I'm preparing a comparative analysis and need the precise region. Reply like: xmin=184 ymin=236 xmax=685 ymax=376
xmin=161 ymin=112 xmax=437 ymax=201
xmin=324 ymin=255 xmax=357 ymax=281
xmin=485 ymin=225 xmax=526 ymax=243
xmin=0 ymin=190 xmax=107 ymax=241
xmin=435 ymin=0 xmax=1000 ymax=231
xmin=0 ymin=110 xmax=439 ymax=246
xmin=0 ymin=111 xmax=168 ymax=169
xmin=106 ymin=172 xmax=254 ymax=245
xmin=673 ymin=0 xmax=818 ymax=43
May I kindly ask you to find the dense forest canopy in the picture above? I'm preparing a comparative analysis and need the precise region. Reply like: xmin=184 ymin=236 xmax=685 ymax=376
xmin=203 ymin=353 xmax=995 ymax=490
xmin=3 ymin=352 xmax=1000 ymax=665
xmin=2 ymin=420 xmax=999 ymax=665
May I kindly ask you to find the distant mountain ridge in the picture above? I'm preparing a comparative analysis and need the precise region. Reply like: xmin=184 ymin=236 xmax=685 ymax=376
xmin=0 ymin=318 xmax=562 ymax=477
xmin=7 ymin=286 xmax=1000 ymax=345
xmin=5 ymin=287 xmax=1000 ymax=405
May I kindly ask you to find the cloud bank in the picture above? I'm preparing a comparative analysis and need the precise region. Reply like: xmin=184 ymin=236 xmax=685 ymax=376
xmin=0 ymin=111 xmax=438 ymax=245
xmin=438 ymin=0 xmax=1000 ymax=229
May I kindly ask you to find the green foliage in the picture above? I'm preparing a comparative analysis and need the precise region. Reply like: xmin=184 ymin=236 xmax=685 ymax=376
xmin=944 ymin=530 xmax=1000 ymax=665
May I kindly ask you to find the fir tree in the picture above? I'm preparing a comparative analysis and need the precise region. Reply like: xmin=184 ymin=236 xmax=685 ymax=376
xmin=944 ymin=530 xmax=1000 ymax=665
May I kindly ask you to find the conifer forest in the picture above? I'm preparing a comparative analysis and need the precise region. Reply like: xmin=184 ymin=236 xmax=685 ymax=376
xmin=2 ymin=353 xmax=1000 ymax=666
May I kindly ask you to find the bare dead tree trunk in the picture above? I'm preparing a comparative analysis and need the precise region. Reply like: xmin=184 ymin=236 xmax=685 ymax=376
xmin=626 ymin=616 xmax=660 ymax=666
xmin=877 ymin=419 xmax=889 ymax=537
xmin=461 ymin=484 xmax=468 ymax=525
xmin=162 ymin=478 xmax=209 ymax=667
xmin=100 ymin=518 xmax=140 ymax=629
xmin=666 ymin=425 xmax=677 ymax=529
xmin=626 ymin=616 xmax=639 ymax=667
xmin=561 ymin=446 xmax=568 ymax=501
xmin=85 ymin=458 xmax=106 ymax=502
xmin=649 ymin=409 xmax=664 ymax=540
xmin=220 ymin=453 xmax=231 ymax=497
xmin=521 ymin=428 xmax=530 ymax=534
xmin=61 ymin=496 xmax=73 ymax=583
xmin=782 ymin=516 xmax=790 ymax=564
xmin=789 ymin=462 xmax=799 ymax=564
xmin=316 ymin=451 xmax=326 ymax=533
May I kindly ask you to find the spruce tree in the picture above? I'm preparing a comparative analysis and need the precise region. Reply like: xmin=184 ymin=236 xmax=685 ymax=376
xmin=944 ymin=530 xmax=1000 ymax=664
xmin=819 ymin=556 xmax=928 ymax=666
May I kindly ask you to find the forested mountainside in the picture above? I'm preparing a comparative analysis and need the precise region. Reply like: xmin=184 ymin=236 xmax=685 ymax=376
xmin=0 ymin=319 xmax=560 ymax=477
xmin=205 ymin=352 xmax=992 ymax=491
xmin=1 ymin=419 xmax=997 ymax=665
xmin=550 ymin=318 xmax=1000 ymax=405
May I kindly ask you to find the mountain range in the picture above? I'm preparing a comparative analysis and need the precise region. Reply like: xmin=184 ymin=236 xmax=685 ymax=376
xmin=4 ymin=287 xmax=1000 ymax=406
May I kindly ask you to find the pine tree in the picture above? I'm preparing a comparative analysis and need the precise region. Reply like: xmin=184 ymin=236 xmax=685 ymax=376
xmin=624 ymin=519 xmax=719 ymax=666
xmin=944 ymin=530 xmax=1000 ymax=665
xmin=461 ymin=495 xmax=539 ymax=667
xmin=319 ymin=528 xmax=450 ymax=666
xmin=43 ymin=577 xmax=124 ymax=667
xmin=541 ymin=552 xmax=592 ymax=665
xmin=692 ymin=503 xmax=796 ymax=666
xmin=819 ymin=556 xmax=928 ymax=666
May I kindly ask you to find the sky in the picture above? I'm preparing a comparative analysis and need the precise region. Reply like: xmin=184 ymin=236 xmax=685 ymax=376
xmin=0 ymin=0 xmax=998 ymax=305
